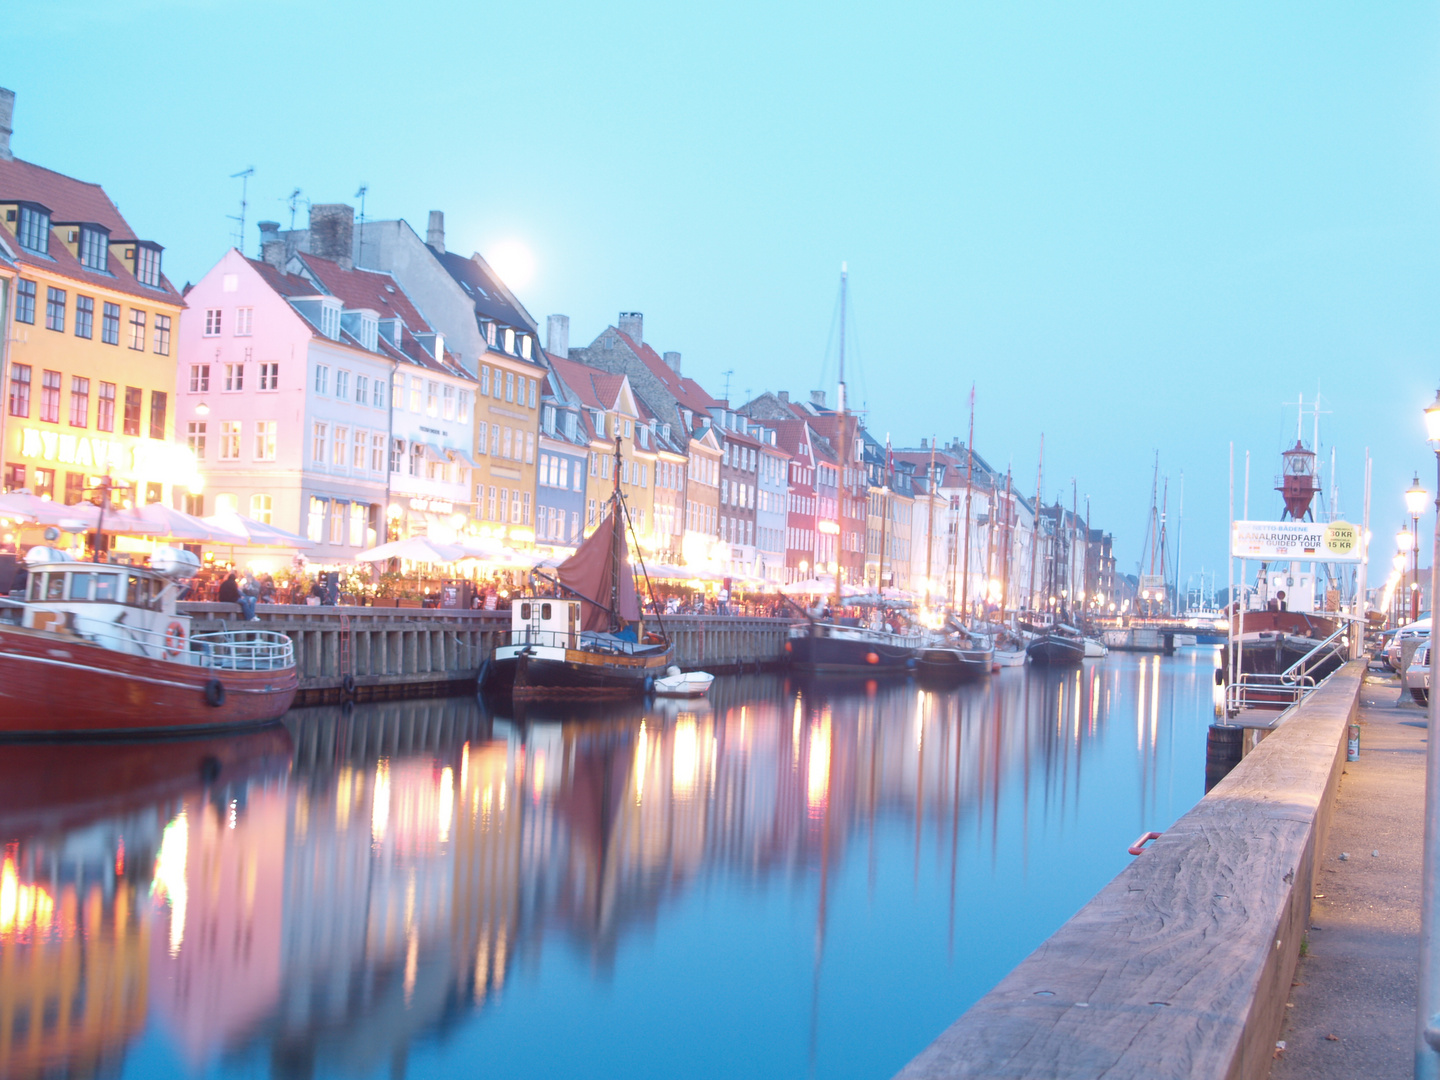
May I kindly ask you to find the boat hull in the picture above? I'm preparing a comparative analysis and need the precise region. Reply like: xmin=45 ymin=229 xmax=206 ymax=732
xmin=916 ymin=648 xmax=993 ymax=683
xmin=0 ymin=623 xmax=299 ymax=737
xmin=483 ymin=643 xmax=673 ymax=700
xmin=786 ymin=627 xmax=917 ymax=676
xmin=1234 ymin=633 xmax=1346 ymax=681
xmin=1026 ymin=635 xmax=1086 ymax=666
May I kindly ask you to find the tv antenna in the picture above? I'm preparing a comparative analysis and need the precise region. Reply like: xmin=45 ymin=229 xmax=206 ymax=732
xmin=228 ymin=167 xmax=255 ymax=252
xmin=355 ymin=183 xmax=369 ymax=267
xmin=287 ymin=188 xmax=305 ymax=230
xmin=721 ymin=369 xmax=735 ymax=403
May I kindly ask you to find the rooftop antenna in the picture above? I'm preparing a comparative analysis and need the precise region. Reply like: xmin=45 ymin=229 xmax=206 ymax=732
xmin=228 ymin=167 xmax=255 ymax=252
xmin=355 ymin=183 xmax=369 ymax=267
xmin=721 ymin=369 xmax=735 ymax=403
xmin=287 ymin=188 xmax=304 ymax=230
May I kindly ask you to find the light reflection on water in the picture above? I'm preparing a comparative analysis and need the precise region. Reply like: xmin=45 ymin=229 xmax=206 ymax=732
xmin=0 ymin=650 xmax=1220 ymax=1079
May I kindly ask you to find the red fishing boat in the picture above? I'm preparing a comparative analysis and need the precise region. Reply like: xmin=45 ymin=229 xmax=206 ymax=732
xmin=0 ymin=546 xmax=298 ymax=736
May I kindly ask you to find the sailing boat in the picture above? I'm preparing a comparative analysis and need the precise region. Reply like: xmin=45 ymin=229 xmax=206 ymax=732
xmin=481 ymin=437 xmax=672 ymax=699
xmin=787 ymin=263 xmax=923 ymax=676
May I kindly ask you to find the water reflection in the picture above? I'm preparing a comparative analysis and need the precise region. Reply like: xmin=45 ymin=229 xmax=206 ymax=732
xmin=0 ymin=651 xmax=1220 ymax=1080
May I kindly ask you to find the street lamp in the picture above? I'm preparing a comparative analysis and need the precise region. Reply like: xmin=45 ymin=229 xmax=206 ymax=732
xmin=1417 ymin=389 xmax=1440 ymax=1075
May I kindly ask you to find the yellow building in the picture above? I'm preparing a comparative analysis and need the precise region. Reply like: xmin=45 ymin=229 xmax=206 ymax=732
xmin=0 ymin=145 xmax=189 ymax=514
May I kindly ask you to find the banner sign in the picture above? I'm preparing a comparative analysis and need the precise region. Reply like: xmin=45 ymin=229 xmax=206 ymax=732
xmin=1231 ymin=520 xmax=1362 ymax=562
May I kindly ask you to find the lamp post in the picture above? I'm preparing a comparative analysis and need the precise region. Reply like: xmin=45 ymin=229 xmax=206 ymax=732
xmin=1399 ymin=536 xmax=1416 ymax=626
xmin=1416 ymin=389 xmax=1440 ymax=1076
xmin=1411 ymin=475 xmax=1429 ymax=623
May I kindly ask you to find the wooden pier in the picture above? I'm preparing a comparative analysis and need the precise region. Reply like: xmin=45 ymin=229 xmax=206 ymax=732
xmin=181 ymin=604 xmax=792 ymax=703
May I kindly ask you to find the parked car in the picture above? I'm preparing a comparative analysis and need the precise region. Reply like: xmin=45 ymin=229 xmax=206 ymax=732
xmin=1386 ymin=618 xmax=1431 ymax=670
xmin=1409 ymin=642 xmax=1431 ymax=705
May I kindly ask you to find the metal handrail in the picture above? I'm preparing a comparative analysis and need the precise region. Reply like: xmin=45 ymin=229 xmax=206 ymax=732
xmin=190 ymin=630 xmax=296 ymax=671
xmin=1225 ymin=671 xmax=1318 ymax=713
xmin=1281 ymin=623 xmax=1350 ymax=683
xmin=505 ymin=627 xmax=665 ymax=656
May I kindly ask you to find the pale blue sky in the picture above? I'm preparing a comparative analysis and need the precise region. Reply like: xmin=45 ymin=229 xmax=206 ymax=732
xmin=9 ymin=0 xmax=1440 ymax=583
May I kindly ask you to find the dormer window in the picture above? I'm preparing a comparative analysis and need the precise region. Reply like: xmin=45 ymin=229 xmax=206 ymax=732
xmin=127 ymin=243 xmax=162 ymax=287
xmin=592 ymin=410 xmax=605 ymax=437
xmin=485 ymin=321 xmax=497 ymax=347
xmin=16 ymin=205 xmax=49 ymax=254
xmin=78 ymin=226 xmax=110 ymax=271
xmin=320 ymin=300 xmax=341 ymax=340
xmin=520 ymin=334 xmax=532 ymax=360
xmin=503 ymin=327 xmax=515 ymax=354
xmin=360 ymin=315 xmax=378 ymax=351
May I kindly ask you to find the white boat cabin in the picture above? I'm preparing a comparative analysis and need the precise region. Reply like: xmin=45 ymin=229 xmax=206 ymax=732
xmin=512 ymin=597 xmax=582 ymax=649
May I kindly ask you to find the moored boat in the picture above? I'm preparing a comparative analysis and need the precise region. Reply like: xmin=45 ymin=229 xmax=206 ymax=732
xmin=1026 ymin=625 xmax=1087 ymax=666
xmin=916 ymin=639 xmax=993 ymax=683
xmin=0 ymin=546 xmax=298 ymax=736
xmin=786 ymin=620 xmax=922 ymax=676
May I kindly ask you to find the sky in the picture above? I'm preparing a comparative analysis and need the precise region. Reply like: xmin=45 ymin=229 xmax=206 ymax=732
xmin=8 ymin=0 xmax=1440 ymax=587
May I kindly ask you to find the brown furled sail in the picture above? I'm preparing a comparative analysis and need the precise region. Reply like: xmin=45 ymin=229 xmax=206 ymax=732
xmin=557 ymin=510 xmax=641 ymax=632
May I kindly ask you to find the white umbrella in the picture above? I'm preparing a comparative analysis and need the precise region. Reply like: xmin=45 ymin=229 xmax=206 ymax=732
xmin=355 ymin=536 xmax=465 ymax=563
xmin=137 ymin=502 xmax=249 ymax=543
xmin=0 ymin=492 xmax=164 ymax=536
xmin=204 ymin=511 xmax=314 ymax=549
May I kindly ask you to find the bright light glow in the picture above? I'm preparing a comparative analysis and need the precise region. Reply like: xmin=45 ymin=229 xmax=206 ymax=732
xmin=438 ymin=767 xmax=454 ymax=843
xmin=1426 ymin=388 xmax=1440 ymax=448
xmin=673 ymin=717 xmax=699 ymax=799
xmin=486 ymin=239 xmax=537 ymax=290
xmin=372 ymin=759 xmax=391 ymax=844
xmin=1398 ymin=530 xmax=1415 ymax=553
xmin=151 ymin=811 xmax=189 ymax=956
xmin=1407 ymin=475 xmax=1429 ymax=516
xmin=807 ymin=716 xmax=832 ymax=814
xmin=1 ymin=854 xmax=55 ymax=938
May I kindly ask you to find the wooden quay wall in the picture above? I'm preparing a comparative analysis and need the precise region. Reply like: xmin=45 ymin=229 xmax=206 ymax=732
xmin=894 ymin=659 xmax=1365 ymax=1080
xmin=181 ymin=604 xmax=791 ymax=703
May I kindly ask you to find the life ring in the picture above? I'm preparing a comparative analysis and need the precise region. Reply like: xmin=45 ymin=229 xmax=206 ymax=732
xmin=341 ymin=673 xmax=356 ymax=696
xmin=203 ymin=679 xmax=226 ymax=708
xmin=866 ymin=652 xmax=880 ymax=665
xmin=164 ymin=620 xmax=186 ymax=658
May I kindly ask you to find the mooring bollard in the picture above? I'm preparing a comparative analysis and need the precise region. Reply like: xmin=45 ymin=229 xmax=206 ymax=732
xmin=1206 ymin=723 xmax=1244 ymax=792
xmin=1347 ymin=722 xmax=1360 ymax=761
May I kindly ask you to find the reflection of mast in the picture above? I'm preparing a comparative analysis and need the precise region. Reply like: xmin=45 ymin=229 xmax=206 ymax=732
xmin=832 ymin=263 xmax=848 ymax=617
xmin=1027 ymin=436 xmax=1043 ymax=612
xmin=959 ymin=386 xmax=975 ymax=621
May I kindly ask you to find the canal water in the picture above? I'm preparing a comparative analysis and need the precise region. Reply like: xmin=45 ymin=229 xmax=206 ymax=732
xmin=0 ymin=650 xmax=1222 ymax=1079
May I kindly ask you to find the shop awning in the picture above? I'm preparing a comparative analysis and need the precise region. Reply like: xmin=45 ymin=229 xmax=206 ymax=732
xmin=421 ymin=442 xmax=449 ymax=464
xmin=447 ymin=446 xmax=482 ymax=469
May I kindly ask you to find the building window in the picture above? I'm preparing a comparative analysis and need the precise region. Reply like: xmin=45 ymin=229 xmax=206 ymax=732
xmin=187 ymin=421 xmax=206 ymax=459
xmin=7 ymin=364 xmax=30 ymax=417
xmin=315 ymin=365 xmax=329 ymax=395
xmin=250 ymin=494 xmax=272 ymax=524
xmin=44 ymin=287 xmax=66 ymax=332
xmin=441 ymin=383 xmax=455 ymax=421
xmin=73 ymin=295 xmax=94 ymax=339
xmin=149 ymin=392 xmax=166 ymax=439
xmin=525 ymin=431 xmax=535 ymax=465
xmin=97 ymin=382 xmax=115 ymax=432
xmin=320 ymin=305 xmax=340 ymax=340
xmin=128 ymin=310 xmax=146 ymax=350
xmin=502 ymin=427 xmax=513 ymax=460
xmin=39 ymin=370 xmax=60 ymax=423
xmin=352 ymin=429 xmax=367 ymax=470
xmin=477 ymin=421 xmax=488 ymax=454
xmin=333 ymin=426 xmax=348 ymax=467
xmin=64 ymin=471 xmax=85 ymax=505
xmin=15 ymin=279 xmax=36 ymax=324
xmin=254 ymin=420 xmax=277 ymax=461
xmin=101 ymin=303 xmax=120 ymax=345
xmin=335 ymin=370 xmax=350 ymax=401
xmin=349 ymin=502 xmax=366 ymax=546
xmin=235 ymin=307 xmax=253 ymax=336
xmin=355 ymin=374 xmax=369 ymax=406
xmin=189 ymin=364 xmax=210 ymax=393
xmin=529 ymin=379 xmax=537 ymax=408
xmin=153 ymin=314 xmax=171 ymax=355
xmin=69 ymin=377 xmax=89 ymax=428
xmin=259 ymin=363 xmax=278 ymax=391
xmin=329 ymin=502 xmax=346 ymax=545
xmin=458 ymin=390 xmax=472 ymax=422
xmin=389 ymin=438 xmax=404 ymax=473
xmin=33 ymin=468 xmax=54 ymax=500
xmin=427 ymin=381 xmax=439 ymax=417
xmin=79 ymin=226 xmax=109 ymax=271
xmin=480 ymin=366 xmax=490 ymax=396
xmin=204 ymin=308 xmax=222 ymax=336
xmin=135 ymin=246 xmax=162 ymax=287
xmin=499 ymin=488 xmax=510 ymax=523
xmin=220 ymin=420 xmax=241 ymax=460
xmin=504 ymin=370 xmax=514 ymax=403
xmin=371 ymin=433 xmax=385 ymax=472
xmin=409 ymin=376 xmax=422 ymax=413
xmin=4 ymin=464 xmax=24 ymax=492
xmin=372 ymin=375 xmax=385 ymax=410
xmin=307 ymin=497 xmax=326 ymax=543
xmin=224 ymin=363 xmax=244 ymax=392
xmin=313 ymin=423 xmax=328 ymax=464
xmin=17 ymin=206 xmax=49 ymax=253
xmin=409 ymin=443 xmax=423 ymax=477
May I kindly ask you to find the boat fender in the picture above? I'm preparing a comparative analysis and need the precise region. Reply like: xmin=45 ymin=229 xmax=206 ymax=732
xmin=866 ymin=652 xmax=880 ymax=665
xmin=164 ymin=620 xmax=186 ymax=658
xmin=203 ymin=678 xmax=226 ymax=708
xmin=644 ymin=675 xmax=655 ymax=692
xmin=341 ymin=673 xmax=356 ymax=696
xmin=1214 ymin=667 xmax=1226 ymax=686
xmin=477 ymin=658 xmax=492 ymax=690
xmin=784 ymin=641 xmax=792 ymax=652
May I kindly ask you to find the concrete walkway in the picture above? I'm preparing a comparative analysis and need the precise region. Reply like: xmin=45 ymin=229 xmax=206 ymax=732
xmin=1270 ymin=671 xmax=1425 ymax=1079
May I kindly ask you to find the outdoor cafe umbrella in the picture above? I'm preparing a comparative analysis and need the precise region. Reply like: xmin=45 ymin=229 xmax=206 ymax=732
xmin=136 ymin=502 xmax=249 ymax=543
xmin=203 ymin=511 xmax=314 ymax=549
xmin=355 ymin=536 xmax=464 ymax=563
xmin=0 ymin=491 xmax=164 ymax=537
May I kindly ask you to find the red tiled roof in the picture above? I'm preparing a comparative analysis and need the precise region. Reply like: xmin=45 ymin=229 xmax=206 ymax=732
xmin=613 ymin=330 xmax=722 ymax=414
xmin=0 ymin=157 xmax=181 ymax=304
xmin=546 ymin=352 xmax=618 ymax=413
xmin=588 ymin=372 xmax=628 ymax=411
xmin=296 ymin=253 xmax=430 ymax=329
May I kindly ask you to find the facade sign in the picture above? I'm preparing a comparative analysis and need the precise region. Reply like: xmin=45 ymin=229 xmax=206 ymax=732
xmin=18 ymin=425 xmax=200 ymax=487
xmin=1231 ymin=519 xmax=1362 ymax=562
xmin=1138 ymin=574 xmax=1166 ymax=595
xmin=409 ymin=496 xmax=454 ymax=514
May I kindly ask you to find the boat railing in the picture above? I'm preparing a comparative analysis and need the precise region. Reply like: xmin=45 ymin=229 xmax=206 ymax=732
xmin=1281 ymin=623 xmax=1351 ymax=684
xmin=506 ymin=627 xmax=663 ymax=655
xmin=1225 ymin=672 xmax=1318 ymax=713
xmin=190 ymin=630 xmax=296 ymax=672
xmin=789 ymin=622 xmax=927 ymax=649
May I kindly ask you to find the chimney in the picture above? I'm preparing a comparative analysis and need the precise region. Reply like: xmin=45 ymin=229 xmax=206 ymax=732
xmin=546 ymin=314 xmax=569 ymax=358
xmin=778 ymin=390 xmax=789 ymax=404
xmin=257 ymin=221 xmax=285 ymax=268
xmin=618 ymin=312 xmax=643 ymax=345
xmin=663 ymin=351 xmax=681 ymax=374
xmin=810 ymin=390 xmax=827 ymax=407
xmin=427 ymin=210 xmax=445 ymax=253
xmin=919 ymin=437 xmax=927 ymax=450
xmin=309 ymin=204 xmax=354 ymax=270
xmin=0 ymin=88 xmax=13 ymax=162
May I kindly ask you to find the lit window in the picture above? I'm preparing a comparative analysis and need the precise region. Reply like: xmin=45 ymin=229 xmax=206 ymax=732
xmin=442 ymin=383 xmax=455 ymax=420
xmin=307 ymin=497 xmax=326 ymax=542
xmin=250 ymin=494 xmax=273 ymax=524
xmin=409 ymin=376 xmax=422 ymax=413
xmin=123 ymin=387 xmax=142 ymax=437
xmin=220 ymin=421 xmax=241 ymax=460
xmin=427 ymin=381 xmax=438 ymax=417
xmin=333 ymin=426 xmax=348 ymax=466
xmin=504 ymin=327 xmax=515 ymax=354
xmin=350 ymin=502 xmax=366 ymax=546
xmin=371 ymin=433 xmax=385 ymax=472
xmin=187 ymin=421 xmax=206 ymax=459
xmin=254 ymin=420 xmax=276 ymax=461
xmin=313 ymin=422 xmax=328 ymax=463
xmin=457 ymin=390 xmax=471 ymax=422
xmin=353 ymin=428 xmax=366 ymax=469
xmin=330 ymin=503 xmax=347 ymax=544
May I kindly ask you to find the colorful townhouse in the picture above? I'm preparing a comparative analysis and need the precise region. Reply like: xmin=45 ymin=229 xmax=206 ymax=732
xmin=179 ymin=229 xmax=471 ymax=563
xmin=0 ymin=95 xmax=191 ymax=514
xmin=535 ymin=319 xmax=591 ymax=551
xmin=751 ymin=413 xmax=821 ymax=584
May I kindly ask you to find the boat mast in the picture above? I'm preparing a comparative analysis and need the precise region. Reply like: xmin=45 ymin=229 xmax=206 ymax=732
xmin=610 ymin=434 xmax=624 ymax=631
xmin=832 ymin=262 xmax=847 ymax=618
xmin=1001 ymin=469 xmax=1014 ymax=622
xmin=1027 ymin=435 xmax=1043 ymax=614
xmin=924 ymin=436 xmax=937 ymax=608
xmin=878 ymin=434 xmax=891 ymax=596
xmin=959 ymin=385 xmax=975 ymax=623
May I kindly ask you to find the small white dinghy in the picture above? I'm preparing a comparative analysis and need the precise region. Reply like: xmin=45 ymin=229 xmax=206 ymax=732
xmin=993 ymin=649 xmax=1026 ymax=668
xmin=653 ymin=665 xmax=715 ymax=698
